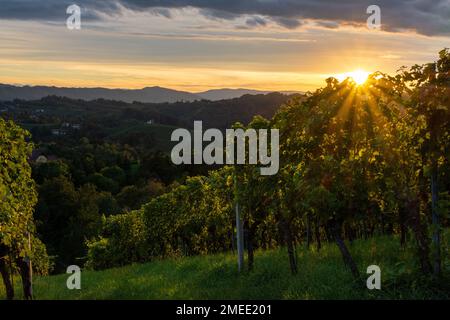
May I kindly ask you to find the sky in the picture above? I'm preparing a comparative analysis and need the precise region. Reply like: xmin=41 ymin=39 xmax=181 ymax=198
xmin=0 ymin=0 xmax=449 ymax=92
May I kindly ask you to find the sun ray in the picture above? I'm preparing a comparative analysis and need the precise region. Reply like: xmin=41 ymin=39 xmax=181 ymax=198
xmin=336 ymin=69 xmax=370 ymax=86
xmin=326 ymin=85 xmax=357 ymax=138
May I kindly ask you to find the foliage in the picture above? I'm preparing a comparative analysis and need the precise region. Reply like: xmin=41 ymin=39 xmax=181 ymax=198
xmin=0 ymin=118 xmax=49 ymax=275
xmin=85 ymin=210 xmax=149 ymax=270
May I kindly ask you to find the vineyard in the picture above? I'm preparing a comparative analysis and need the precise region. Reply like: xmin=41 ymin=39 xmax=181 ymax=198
xmin=86 ymin=50 xmax=450 ymax=282
xmin=1 ymin=49 xmax=449 ymax=300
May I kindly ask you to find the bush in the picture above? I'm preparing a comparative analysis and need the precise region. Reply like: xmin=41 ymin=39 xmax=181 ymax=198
xmin=31 ymin=236 xmax=53 ymax=275
xmin=85 ymin=238 xmax=111 ymax=270
xmin=85 ymin=210 xmax=149 ymax=270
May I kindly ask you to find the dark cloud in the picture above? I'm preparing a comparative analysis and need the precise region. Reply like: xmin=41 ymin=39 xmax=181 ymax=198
xmin=0 ymin=0 xmax=449 ymax=36
xmin=0 ymin=0 xmax=120 ymax=21
xmin=116 ymin=0 xmax=450 ymax=35
xmin=198 ymin=8 xmax=239 ymax=21
xmin=121 ymin=0 xmax=450 ymax=35
xmin=245 ymin=16 xmax=268 ymax=28
xmin=315 ymin=21 xmax=340 ymax=29
xmin=149 ymin=7 xmax=173 ymax=19
xmin=272 ymin=17 xmax=302 ymax=29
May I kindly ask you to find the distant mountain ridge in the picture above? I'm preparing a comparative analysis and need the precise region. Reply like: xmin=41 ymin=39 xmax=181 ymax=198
xmin=196 ymin=88 xmax=302 ymax=101
xmin=0 ymin=84 xmax=200 ymax=103
xmin=0 ymin=84 xmax=303 ymax=103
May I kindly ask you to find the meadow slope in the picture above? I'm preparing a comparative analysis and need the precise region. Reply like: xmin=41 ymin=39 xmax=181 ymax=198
xmin=1 ymin=234 xmax=449 ymax=300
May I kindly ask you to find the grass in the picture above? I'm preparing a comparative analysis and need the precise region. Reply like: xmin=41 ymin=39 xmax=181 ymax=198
xmin=1 ymin=234 xmax=449 ymax=300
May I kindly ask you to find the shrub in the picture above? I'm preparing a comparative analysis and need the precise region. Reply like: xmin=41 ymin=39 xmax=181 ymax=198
xmin=85 ymin=210 xmax=148 ymax=270
xmin=31 ymin=236 xmax=53 ymax=275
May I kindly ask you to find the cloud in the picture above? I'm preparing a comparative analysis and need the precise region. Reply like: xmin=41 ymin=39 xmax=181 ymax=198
xmin=245 ymin=16 xmax=268 ymax=28
xmin=149 ymin=8 xmax=173 ymax=19
xmin=272 ymin=17 xmax=302 ymax=29
xmin=0 ymin=0 xmax=121 ymax=21
xmin=314 ymin=21 xmax=340 ymax=30
xmin=0 ymin=0 xmax=449 ymax=36
xmin=116 ymin=0 xmax=450 ymax=35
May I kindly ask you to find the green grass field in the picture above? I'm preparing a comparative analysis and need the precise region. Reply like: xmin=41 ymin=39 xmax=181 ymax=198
xmin=1 ymin=234 xmax=449 ymax=300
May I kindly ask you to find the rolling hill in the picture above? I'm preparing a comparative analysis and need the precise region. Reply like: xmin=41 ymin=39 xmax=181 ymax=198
xmin=0 ymin=84 xmax=201 ymax=103
xmin=197 ymin=88 xmax=303 ymax=101
xmin=0 ymin=84 xmax=302 ymax=103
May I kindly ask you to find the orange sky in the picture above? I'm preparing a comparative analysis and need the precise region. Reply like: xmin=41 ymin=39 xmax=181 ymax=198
xmin=0 ymin=7 xmax=449 ymax=92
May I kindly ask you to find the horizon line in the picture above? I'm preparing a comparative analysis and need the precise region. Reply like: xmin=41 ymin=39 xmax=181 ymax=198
xmin=0 ymin=82 xmax=306 ymax=94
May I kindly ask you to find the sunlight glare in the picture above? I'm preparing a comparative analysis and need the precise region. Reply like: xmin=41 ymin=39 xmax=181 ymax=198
xmin=336 ymin=69 xmax=370 ymax=85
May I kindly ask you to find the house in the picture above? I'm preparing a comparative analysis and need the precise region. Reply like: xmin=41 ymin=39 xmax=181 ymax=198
xmin=29 ymin=149 xmax=58 ymax=164
xmin=35 ymin=155 xmax=48 ymax=164
xmin=51 ymin=129 xmax=67 ymax=136
xmin=30 ymin=149 xmax=44 ymax=162
xmin=34 ymin=155 xmax=58 ymax=164
xmin=61 ymin=123 xmax=81 ymax=130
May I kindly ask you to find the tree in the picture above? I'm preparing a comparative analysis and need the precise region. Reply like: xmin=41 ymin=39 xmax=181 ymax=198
xmin=35 ymin=176 xmax=78 ymax=270
xmin=88 ymin=173 xmax=119 ymax=194
xmin=32 ymin=160 xmax=71 ymax=184
xmin=400 ymin=49 xmax=450 ymax=276
xmin=0 ymin=118 xmax=45 ymax=299
xmin=117 ymin=179 xmax=165 ymax=211
xmin=101 ymin=166 xmax=126 ymax=187
xmin=273 ymin=74 xmax=409 ymax=281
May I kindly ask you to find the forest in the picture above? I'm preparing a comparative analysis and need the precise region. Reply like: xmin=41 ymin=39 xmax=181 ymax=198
xmin=0 ymin=49 xmax=449 ymax=300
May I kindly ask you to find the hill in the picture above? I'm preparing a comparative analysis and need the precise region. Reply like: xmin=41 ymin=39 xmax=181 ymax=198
xmin=197 ymin=88 xmax=303 ymax=101
xmin=147 ymin=92 xmax=300 ymax=129
xmin=2 ymin=92 xmax=297 ymax=134
xmin=0 ymin=84 xmax=201 ymax=103
xmin=1 ymin=234 xmax=448 ymax=300
xmin=0 ymin=84 xmax=303 ymax=103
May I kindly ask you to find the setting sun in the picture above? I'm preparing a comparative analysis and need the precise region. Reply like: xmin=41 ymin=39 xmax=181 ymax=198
xmin=336 ymin=69 xmax=370 ymax=85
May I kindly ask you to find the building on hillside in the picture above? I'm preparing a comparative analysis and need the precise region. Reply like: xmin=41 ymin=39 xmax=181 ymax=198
xmin=29 ymin=149 xmax=58 ymax=164
xmin=51 ymin=129 xmax=67 ymax=136
xmin=35 ymin=155 xmax=48 ymax=164
xmin=61 ymin=122 xmax=81 ymax=130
